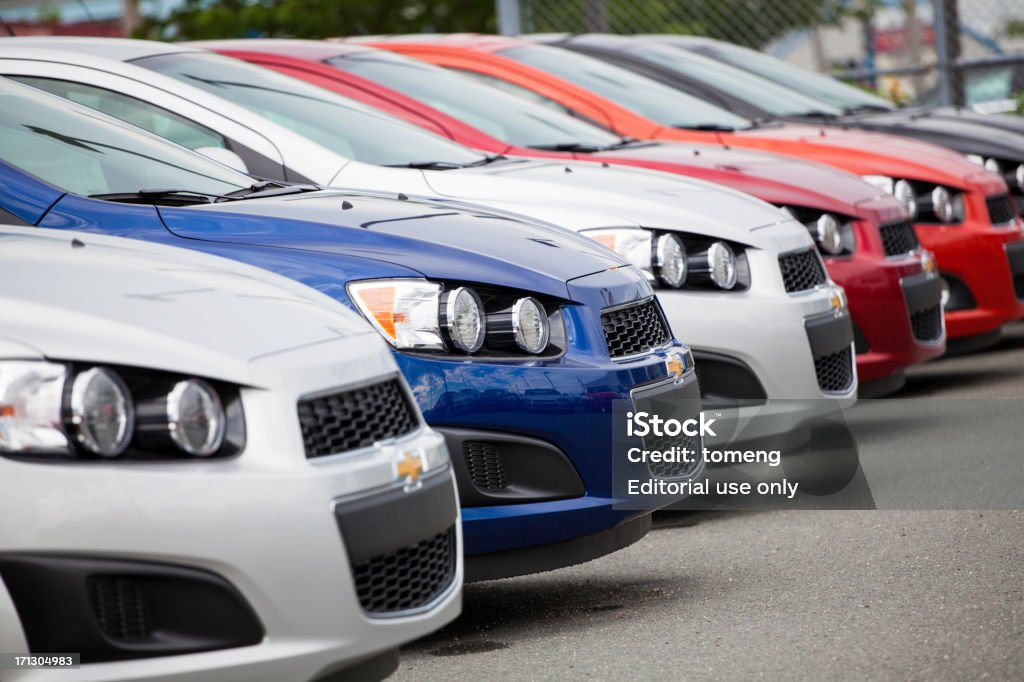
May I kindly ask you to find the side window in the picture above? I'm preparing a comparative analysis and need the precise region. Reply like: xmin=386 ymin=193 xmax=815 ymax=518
xmin=9 ymin=76 xmax=227 ymax=151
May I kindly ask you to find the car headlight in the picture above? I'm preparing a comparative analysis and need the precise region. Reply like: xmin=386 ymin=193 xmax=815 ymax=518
xmin=1016 ymin=164 xmax=1024 ymax=192
xmin=689 ymin=241 xmax=737 ymax=290
xmin=441 ymin=287 xmax=486 ymax=353
xmin=931 ymin=186 xmax=954 ymax=223
xmin=512 ymin=297 xmax=550 ymax=354
xmin=814 ymin=214 xmax=843 ymax=255
xmin=584 ymin=228 xmax=747 ymax=290
xmin=69 ymin=367 xmax=134 ymax=457
xmin=984 ymin=158 xmax=1002 ymax=174
xmin=166 ymin=379 xmax=226 ymax=457
xmin=0 ymin=361 xmax=244 ymax=460
xmin=893 ymin=179 xmax=918 ymax=219
xmin=655 ymin=233 xmax=687 ymax=288
xmin=349 ymin=278 xmax=561 ymax=356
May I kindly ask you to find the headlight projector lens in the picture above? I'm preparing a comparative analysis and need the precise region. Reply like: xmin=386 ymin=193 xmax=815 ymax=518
xmin=815 ymin=214 xmax=843 ymax=255
xmin=655 ymin=233 xmax=687 ymax=288
xmin=894 ymin=179 xmax=917 ymax=219
xmin=513 ymin=297 xmax=550 ymax=354
xmin=442 ymin=287 xmax=486 ymax=353
xmin=70 ymin=367 xmax=134 ymax=457
xmin=931 ymin=186 xmax=954 ymax=223
xmin=708 ymin=242 xmax=738 ymax=289
xmin=167 ymin=379 xmax=225 ymax=456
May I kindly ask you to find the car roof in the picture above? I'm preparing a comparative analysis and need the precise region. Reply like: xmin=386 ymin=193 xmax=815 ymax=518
xmin=351 ymin=33 xmax=528 ymax=53
xmin=0 ymin=36 xmax=199 ymax=62
xmin=189 ymin=39 xmax=370 ymax=62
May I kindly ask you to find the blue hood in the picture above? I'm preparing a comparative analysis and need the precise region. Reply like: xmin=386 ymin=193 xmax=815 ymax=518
xmin=158 ymin=190 xmax=627 ymax=299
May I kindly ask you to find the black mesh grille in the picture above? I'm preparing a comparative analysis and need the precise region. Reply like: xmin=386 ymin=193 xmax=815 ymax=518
xmin=910 ymin=304 xmax=943 ymax=342
xmin=600 ymin=299 xmax=671 ymax=359
xmin=987 ymin=193 xmax=1017 ymax=225
xmin=297 ymin=378 xmax=418 ymax=459
xmin=89 ymin=576 xmax=150 ymax=640
xmin=814 ymin=347 xmax=854 ymax=393
xmin=878 ymin=220 xmax=920 ymax=256
xmin=779 ymin=249 xmax=828 ymax=293
xmin=463 ymin=442 xmax=507 ymax=490
xmin=352 ymin=526 xmax=457 ymax=615
xmin=641 ymin=430 xmax=702 ymax=479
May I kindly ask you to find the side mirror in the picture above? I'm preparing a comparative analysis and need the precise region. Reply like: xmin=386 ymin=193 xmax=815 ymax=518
xmin=195 ymin=147 xmax=249 ymax=174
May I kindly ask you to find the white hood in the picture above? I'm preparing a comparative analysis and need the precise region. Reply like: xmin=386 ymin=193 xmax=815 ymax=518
xmin=0 ymin=227 xmax=387 ymax=387
xmin=334 ymin=157 xmax=809 ymax=251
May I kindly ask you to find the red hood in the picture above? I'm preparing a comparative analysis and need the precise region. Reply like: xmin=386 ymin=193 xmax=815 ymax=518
xmin=733 ymin=124 xmax=997 ymax=189
xmin=583 ymin=140 xmax=902 ymax=218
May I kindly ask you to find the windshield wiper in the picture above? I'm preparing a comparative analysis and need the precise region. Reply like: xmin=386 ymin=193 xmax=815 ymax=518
xmin=527 ymin=142 xmax=606 ymax=152
xmin=461 ymin=154 xmax=508 ymax=167
xmin=843 ymin=105 xmax=892 ymax=115
xmin=89 ymin=189 xmax=230 ymax=206
xmin=222 ymin=180 xmax=319 ymax=200
xmin=601 ymin=137 xmax=659 ymax=151
xmin=383 ymin=160 xmax=465 ymax=169
xmin=797 ymin=110 xmax=841 ymax=119
xmin=683 ymin=124 xmax=742 ymax=132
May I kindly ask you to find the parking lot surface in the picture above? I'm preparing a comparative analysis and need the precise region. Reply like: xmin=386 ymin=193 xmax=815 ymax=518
xmin=393 ymin=324 xmax=1024 ymax=680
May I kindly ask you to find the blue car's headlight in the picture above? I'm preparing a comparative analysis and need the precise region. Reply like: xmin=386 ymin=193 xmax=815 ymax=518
xmin=348 ymin=278 xmax=564 ymax=357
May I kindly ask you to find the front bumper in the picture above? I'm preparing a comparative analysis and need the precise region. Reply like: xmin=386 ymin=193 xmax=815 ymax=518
xmin=824 ymin=247 xmax=946 ymax=385
xmin=0 ymin=337 xmax=462 ymax=682
xmin=915 ymin=201 xmax=1024 ymax=340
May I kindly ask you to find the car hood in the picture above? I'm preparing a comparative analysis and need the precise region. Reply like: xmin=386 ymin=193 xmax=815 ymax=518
xmin=157 ymin=189 xmax=627 ymax=300
xmin=837 ymin=110 xmax=1024 ymax=162
xmin=735 ymin=123 xmax=991 ymax=188
xmin=0 ymin=227 xmax=388 ymax=386
xmin=589 ymin=141 xmax=896 ymax=216
xmin=420 ymin=157 xmax=799 ymax=243
xmin=928 ymin=106 xmax=1024 ymax=137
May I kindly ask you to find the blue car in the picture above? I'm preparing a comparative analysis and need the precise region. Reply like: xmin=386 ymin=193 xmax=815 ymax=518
xmin=0 ymin=77 xmax=703 ymax=580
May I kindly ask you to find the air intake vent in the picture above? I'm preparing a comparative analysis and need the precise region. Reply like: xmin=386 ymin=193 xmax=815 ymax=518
xmin=463 ymin=442 xmax=507 ymax=490
xmin=986 ymin=193 xmax=1017 ymax=225
xmin=297 ymin=378 xmax=419 ymax=459
xmin=814 ymin=346 xmax=854 ymax=393
xmin=878 ymin=220 xmax=919 ymax=257
xmin=600 ymin=298 xmax=671 ymax=359
xmin=88 ymin=576 xmax=151 ymax=641
xmin=779 ymin=249 xmax=827 ymax=293
xmin=352 ymin=526 xmax=457 ymax=615
xmin=910 ymin=304 xmax=943 ymax=343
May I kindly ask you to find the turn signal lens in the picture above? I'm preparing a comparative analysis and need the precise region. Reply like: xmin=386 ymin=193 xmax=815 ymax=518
xmin=348 ymin=280 xmax=445 ymax=351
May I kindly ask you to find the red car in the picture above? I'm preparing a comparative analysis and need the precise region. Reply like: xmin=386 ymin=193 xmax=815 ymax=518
xmin=198 ymin=39 xmax=945 ymax=393
xmin=349 ymin=34 xmax=1024 ymax=351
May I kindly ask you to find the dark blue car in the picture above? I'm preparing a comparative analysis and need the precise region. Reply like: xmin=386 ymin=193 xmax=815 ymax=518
xmin=0 ymin=77 xmax=703 ymax=580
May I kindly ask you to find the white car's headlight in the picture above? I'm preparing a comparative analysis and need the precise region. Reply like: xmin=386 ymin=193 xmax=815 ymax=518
xmin=348 ymin=279 xmax=562 ymax=356
xmin=583 ymin=228 xmax=748 ymax=291
xmin=0 ymin=361 xmax=244 ymax=460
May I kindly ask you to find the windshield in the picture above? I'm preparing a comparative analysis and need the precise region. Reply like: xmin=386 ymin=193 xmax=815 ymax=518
xmin=0 ymin=78 xmax=249 ymax=198
xmin=498 ymin=44 xmax=753 ymax=130
xmin=628 ymin=44 xmax=842 ymax=117
xmin=327 ymin=50 xmax=623 ymax=150
xmin=133 ymin=52 xmax=486 ymax=167
xmin=690 ymin=41 xmax=895 ymax=112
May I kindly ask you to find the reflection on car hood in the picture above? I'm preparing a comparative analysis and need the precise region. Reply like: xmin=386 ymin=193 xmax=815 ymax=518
xmin=158 ymin=189 xmax=628 ymax=300
xmin=0 ymin=226 xmax=390 ymax=386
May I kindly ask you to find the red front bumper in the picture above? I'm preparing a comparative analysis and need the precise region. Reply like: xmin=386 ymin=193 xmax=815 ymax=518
xmin=825 ymin=246 xmax=945 ymax=383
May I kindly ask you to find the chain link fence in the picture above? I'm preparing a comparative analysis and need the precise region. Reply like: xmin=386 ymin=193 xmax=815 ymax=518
xmin=510 ymin=0 xmax=1024 ymax=108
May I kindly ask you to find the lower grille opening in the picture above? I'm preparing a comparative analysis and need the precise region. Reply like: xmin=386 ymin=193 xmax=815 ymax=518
xmin=89 ymin=576 xmax=150 ymax=641
xmin=1014 ymin=273 xmax=1024 ymax=300
xmin=986 ymin=193 xmax=1017 ymax=226
xmin=463 ymin=442 xmax=507 ymax=490
xmin=352 ymin=526 xmax=457 ymax=616
xmin=814 ymin=347 xmax=854 ymax=393
xmin=910 ymin=304 xmax=943 ymax=343
xmin=641 ymin=430 xmax=702 ymax=480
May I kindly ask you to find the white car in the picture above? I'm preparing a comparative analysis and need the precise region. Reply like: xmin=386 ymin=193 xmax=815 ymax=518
xmin=0 ymin=39 xmax=858 ymax=444
xmin=0 ymin=226 xmax=461 ymax=681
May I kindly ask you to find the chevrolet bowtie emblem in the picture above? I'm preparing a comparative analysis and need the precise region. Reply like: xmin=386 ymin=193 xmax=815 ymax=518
xmin=666 ymin=354 xmax=685 ymax=379
xmin=395 ymin=451 xmax=424 ymax=484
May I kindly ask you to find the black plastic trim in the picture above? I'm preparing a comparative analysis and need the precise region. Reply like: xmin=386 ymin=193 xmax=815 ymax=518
xmin=804 ymin=310 xmax=854 ymax=359
xmin=691 ymin=350 xmax=768 ymax=407
xmin=901 ymin=272 xmax=944 ymax=314
xmin=940 ymin=272 xmax=977 ymax=311
xmin=0 ymin=554 xmax=263 ymax=663
xmin=334 ymin=471 xmax=457 ymax=563
xmin=438 ymin=428 xmax=585 ymax=507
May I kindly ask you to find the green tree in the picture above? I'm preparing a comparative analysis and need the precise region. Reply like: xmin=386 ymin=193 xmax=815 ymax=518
xmin=141 ymin=0 xmax=496 ymax=40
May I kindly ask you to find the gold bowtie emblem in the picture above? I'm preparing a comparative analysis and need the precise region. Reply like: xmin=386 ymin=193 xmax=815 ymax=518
xmin=396 ymin=451 xmax=424 ymax=483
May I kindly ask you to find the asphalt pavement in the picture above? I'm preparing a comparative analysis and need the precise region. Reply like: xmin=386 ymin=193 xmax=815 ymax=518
xmin=393 ymin=323 xmax=1024 ymax=681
